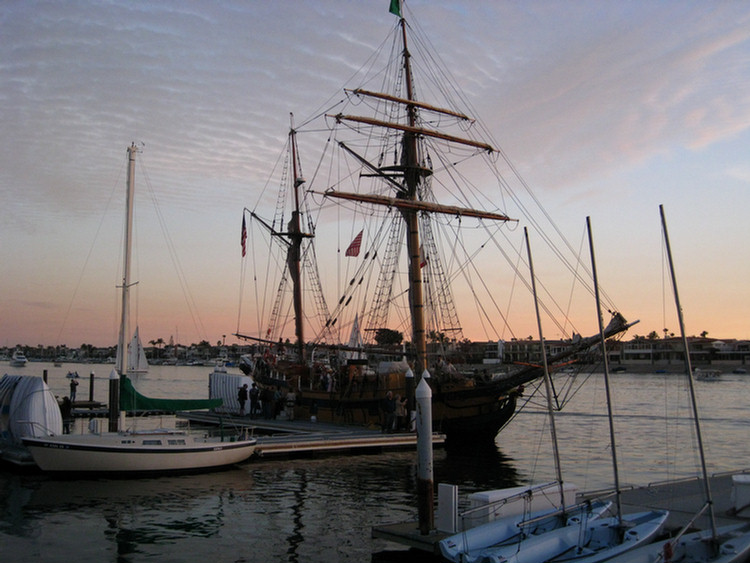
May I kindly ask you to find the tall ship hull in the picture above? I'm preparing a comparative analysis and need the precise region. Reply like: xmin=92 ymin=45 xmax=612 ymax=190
xmin=243 ymin=360 xmax=520 ymax=441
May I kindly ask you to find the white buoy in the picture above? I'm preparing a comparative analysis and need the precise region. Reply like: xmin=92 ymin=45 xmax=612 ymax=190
xmin=405 ymin=367 xmax=416 ymax=431
xmin=416 ymin=373 xmax=434 ymax=534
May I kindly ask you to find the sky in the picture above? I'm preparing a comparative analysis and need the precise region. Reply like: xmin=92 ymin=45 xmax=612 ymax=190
xmin=2 ymin=0 xmax=749 ymax=349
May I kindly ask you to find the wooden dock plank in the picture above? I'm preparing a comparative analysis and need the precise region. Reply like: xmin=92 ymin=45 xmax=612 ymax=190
xmin=178 ymin=411 xmax=445 ymax=456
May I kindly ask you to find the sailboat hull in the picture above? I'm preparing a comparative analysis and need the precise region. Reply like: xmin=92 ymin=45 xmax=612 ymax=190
xmin=477 ymin=510 xmax=669 ymax=563
xmin=605 ymin=524 xmax=750 ymax=563
xmin=22 ymin=431 xmax=256 ymax=474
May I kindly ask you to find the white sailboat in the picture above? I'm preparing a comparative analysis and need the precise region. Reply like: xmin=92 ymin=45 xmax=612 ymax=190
xmin=114 ymin=326 xmax=149 ymax=375
xmin=22 ymin=144 xmax=256 ymax=474
xmin=603 ymin=207 xmax=750 ymax=563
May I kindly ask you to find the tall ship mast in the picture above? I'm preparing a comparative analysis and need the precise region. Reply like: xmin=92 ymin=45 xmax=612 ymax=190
xmin=236 ymin=2 xmax=633 ymax=443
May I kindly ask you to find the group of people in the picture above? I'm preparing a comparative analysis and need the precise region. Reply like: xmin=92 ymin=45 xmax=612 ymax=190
xmin=237 ymin=382 xmax=297 ymax=421
xmin=380 ymin=390 xmax=408 ymax=433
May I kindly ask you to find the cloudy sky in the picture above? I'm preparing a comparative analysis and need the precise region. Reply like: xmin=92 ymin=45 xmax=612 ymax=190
xmin=2 ymin=0 xmax=749 ymax=349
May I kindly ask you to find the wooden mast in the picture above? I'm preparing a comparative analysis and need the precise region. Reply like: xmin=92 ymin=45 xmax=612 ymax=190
xmin=288 ymin=114 xmax=307 ymax=363
xmin=396 ymin=14 xmax=429 ymax=376
xmin=319 ymin=15 xmax=513 ymax=376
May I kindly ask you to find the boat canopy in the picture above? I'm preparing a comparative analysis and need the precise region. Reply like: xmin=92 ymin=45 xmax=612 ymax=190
xmin=119 ymin=376 xmax=222 ymax=412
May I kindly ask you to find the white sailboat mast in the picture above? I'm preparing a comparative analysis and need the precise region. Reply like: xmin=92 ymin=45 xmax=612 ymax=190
xmin=660 ymin=204 xmax=717 ymax=539
xmin=525 ymin=227 xmax=566 ymax=514
xmin=119 ymin=143 xmax=137 ymax=378
xmin=110 ymin=143 xmax=137 ymax=431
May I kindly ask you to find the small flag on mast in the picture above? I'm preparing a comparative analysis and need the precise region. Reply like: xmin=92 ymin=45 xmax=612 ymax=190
xmin=345 ymin=230 xmax=364 ymax=257
xmin=419 ymin=245 xmax=428 ymax=268
xmin=241 ymin=216 xmax=247 ymax=257
xmin=389 ymin=0 xmax=401 ymax=17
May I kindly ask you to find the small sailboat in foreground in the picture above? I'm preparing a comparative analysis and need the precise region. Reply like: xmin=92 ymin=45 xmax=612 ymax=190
xmin=22 ymin=144 xmax=256 ymax=474
xmin=461 ymin=226 xmax=667 ymax=563
xmin=603 ymin=207 xmax=750 ymax=563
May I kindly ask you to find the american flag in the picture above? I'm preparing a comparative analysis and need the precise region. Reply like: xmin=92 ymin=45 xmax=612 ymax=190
xmin=241 ymin=216 xmax=247 ymax=257
xmin=345 ymin=230 xmax=363 ymax=257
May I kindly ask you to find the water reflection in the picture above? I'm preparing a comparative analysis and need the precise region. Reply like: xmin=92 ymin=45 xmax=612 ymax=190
xmin=3 ymin=372 xmax=750 ymax=562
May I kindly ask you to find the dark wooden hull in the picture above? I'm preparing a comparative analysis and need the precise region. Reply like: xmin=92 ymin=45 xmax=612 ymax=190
xmin=251 ymin=363 xmax=522 ymax=443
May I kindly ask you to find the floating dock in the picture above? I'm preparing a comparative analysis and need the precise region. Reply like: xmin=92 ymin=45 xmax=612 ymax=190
xmin=179 ymin=411 xmax=445 ymax=457
xmin=372 ymin=471 xmax=750 ymax=556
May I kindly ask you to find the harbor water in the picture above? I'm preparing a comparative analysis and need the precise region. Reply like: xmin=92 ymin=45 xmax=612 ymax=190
xmin=2 ymin=363 xmax=749 ymax=562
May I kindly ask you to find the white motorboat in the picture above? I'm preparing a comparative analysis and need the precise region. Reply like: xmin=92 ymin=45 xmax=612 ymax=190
xmin=9 ymin=349 xmax=28 ymax=367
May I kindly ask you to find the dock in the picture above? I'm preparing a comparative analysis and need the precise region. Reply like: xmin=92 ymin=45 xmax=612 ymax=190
xmin=178 ymin=411 xmax=446 ymax=457
xmin=372 ymin=471 xmax=750 ymax=556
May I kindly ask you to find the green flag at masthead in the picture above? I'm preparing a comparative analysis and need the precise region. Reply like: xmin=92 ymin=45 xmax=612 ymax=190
xmin=389 ymin=0 xmax=401 ymax=17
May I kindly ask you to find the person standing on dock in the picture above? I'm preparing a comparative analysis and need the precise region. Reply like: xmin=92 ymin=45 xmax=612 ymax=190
xmin=395 ymin=394 xmax=407 ymax=431
xmin=249 ymin=383 xmax=260 ymax=419
xmin=60 ymin=396 xmax=72 ymax=434
xmin=285 ymin=389 xmax=296 ymax=421
xmin=261 ymin=386 xmax=274 ymax=419
xmin=69 ymin=378 xmax=79 ymax=402
xmin=382 ymin=390 xmax=396 ymax=433
xmin=237 ymin=384 xmax=249 ymax=416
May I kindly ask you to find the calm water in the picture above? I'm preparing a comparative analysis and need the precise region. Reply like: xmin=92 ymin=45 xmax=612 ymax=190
xmin=2 ymin=363 xmax=749 ymax=562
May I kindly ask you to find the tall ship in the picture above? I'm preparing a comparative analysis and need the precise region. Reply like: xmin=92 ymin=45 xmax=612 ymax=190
xmin=235 ymin=2 xmax=632 ymax=443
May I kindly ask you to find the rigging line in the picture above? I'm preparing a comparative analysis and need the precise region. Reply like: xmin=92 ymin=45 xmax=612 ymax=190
xmin=486 ymin=226 xmax=575 ymax=339
xmin=488 ymin=149 xmax=619 ymax=312
xmin=424 ymin=137 xmax=491 ymax=213
xmin=561 ymin=225 xmax=588 ymax=338
xmin=252 ymin=137 xmax=289 ymax=215
xmin=236 ymin=210 xmax=250 ymax=335
xmin=450 ymin=226 xmax=513 ymax=340
xmin=139 ymin=156 xmax=208 ymax=342
xmin=298 ymin=19 xmax=399 ymax=131
xmin=324 ymin=210 xmax=394 ymax=330
xmin=260 ymin=213 xmax=284 ymax=338
xmin=406 ymin=10 xmax=495 ymax=151
xmin=661 ymin=235 xmax=668 ymax=336
xmin=56 ymin=155 xmax=128 ymax=346
xmin=408 ymin=6 xmax=610 ymax=317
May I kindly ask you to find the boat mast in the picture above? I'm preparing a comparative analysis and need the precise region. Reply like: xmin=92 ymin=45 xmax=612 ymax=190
xmin=525 ymin=227 xmax=566 ymax=514
xmin=398 ymin=13 xmax=428 ymax=376
xmin=322 ymin=9 xmax=513 ymax=372
xmin=587 ymin=216 xmax=623 ymax=527
xmin=288 ymin=114 xmax=307 ymax=362
xmin=660 ymin=204 xmax=717 ymax=539
xmin=110 ymin=143 xmax=137 ymax=431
